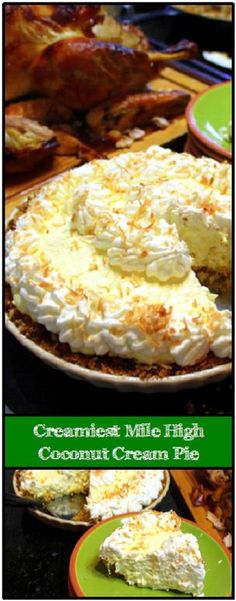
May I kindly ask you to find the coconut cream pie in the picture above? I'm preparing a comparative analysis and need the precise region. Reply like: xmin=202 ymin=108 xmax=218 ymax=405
xmin=15 ymin=469 xmax=168 ymax=522
xmin=5 ymin=146 xmax=231 ymax=373
xmin=100 ymin=510 xmax=206 ymax=596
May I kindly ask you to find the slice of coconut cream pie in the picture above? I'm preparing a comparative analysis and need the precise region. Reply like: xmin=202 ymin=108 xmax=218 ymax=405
xmin=100 ymin=510 xmax=205 ymax=596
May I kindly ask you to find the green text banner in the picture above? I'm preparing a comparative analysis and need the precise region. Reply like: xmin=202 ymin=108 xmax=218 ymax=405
xmin=5 ymin=416 xmax=232 ymax=468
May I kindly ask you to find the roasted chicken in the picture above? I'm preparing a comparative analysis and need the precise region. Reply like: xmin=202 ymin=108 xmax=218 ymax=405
xmin=5 ymin=4 xmax=197 ymax=172
xmin=5 ymin=3 xmax=149 ymax=102
xmin=31 ymin=39 xmax=195 ymax=111
xmin=5 ymin=3 xmax=196 ymax=109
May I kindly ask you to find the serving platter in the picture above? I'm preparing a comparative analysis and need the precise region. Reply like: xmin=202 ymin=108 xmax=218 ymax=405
xmin=13 ymin=470 xmax=170 ymax=531
xmin=68 ymin=513 xmax=232 ymax=597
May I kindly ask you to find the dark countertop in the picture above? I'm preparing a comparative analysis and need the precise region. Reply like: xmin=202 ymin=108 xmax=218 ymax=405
xmin=4 ymin=469 xmax=194 ymax=600
xmin=5 ymin=330 xmax=232 ymax=416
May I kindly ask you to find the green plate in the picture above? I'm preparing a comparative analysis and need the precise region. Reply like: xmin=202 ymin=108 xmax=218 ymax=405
xmin=186 ymin=82 xmax=232 ymax=156
xmin=69 ymin=514 xmax=232 ymax=597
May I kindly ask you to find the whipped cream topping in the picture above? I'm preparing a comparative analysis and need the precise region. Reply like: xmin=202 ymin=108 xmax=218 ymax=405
xmin=73 ymin=186 xmax=191 ymax=282
xmin=5 ymin=146 xmax=231 ymax=366
xmin=87 ymin=470 xmax=165 ymax=520
xmin=100 ymin=510 xmax=205 ymax=596
xmin=101 ymin=511 xmax=182 ymax=554
xmin=72 ymin=149 xmax=231 ymax=276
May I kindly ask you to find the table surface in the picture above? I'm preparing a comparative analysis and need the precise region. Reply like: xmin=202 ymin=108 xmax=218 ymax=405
xmin=4 ymin=469 xmax=193 ymax=600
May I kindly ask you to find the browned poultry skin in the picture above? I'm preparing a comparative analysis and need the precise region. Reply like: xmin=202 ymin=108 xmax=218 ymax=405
xmin=31 ymin=37 xmax=159 ymax=110
xmin=5 ymin=98 xmax=74 ymax=124
xmin=5 ymin=4 xmax=196 ymax=109
xmin=86 ymin=90 xmax=191 ymax=134
xmin=5 ymin=42 xmax=39 ymax=101
xmin=5 ymin=4 xmax=149 ymax=101
xmin=5 ymin=4 xmax=104 ymax=43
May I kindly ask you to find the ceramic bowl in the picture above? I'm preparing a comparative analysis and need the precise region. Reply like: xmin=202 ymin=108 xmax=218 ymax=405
xmin=186 ymin=82 xmax=232 ymax=162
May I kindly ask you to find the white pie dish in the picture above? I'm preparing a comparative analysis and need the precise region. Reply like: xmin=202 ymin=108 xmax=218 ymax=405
xmin=6 ymin=315 xmax=231 ymax=392
xmin=12 ymin=470 xmax=170 ymax=531
xmin=5 ymin=147 xmax=232 ymax=392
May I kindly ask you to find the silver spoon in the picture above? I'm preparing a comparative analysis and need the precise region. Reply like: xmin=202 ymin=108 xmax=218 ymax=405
xmin=6 ymin=492 xmax=86 ymax=520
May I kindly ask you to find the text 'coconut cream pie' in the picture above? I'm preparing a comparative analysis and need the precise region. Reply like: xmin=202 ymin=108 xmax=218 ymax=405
xmin=5 ymin=146 xmax=231 ymax=373
xmin=100 ymin=510 xmax=206 ymax=596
